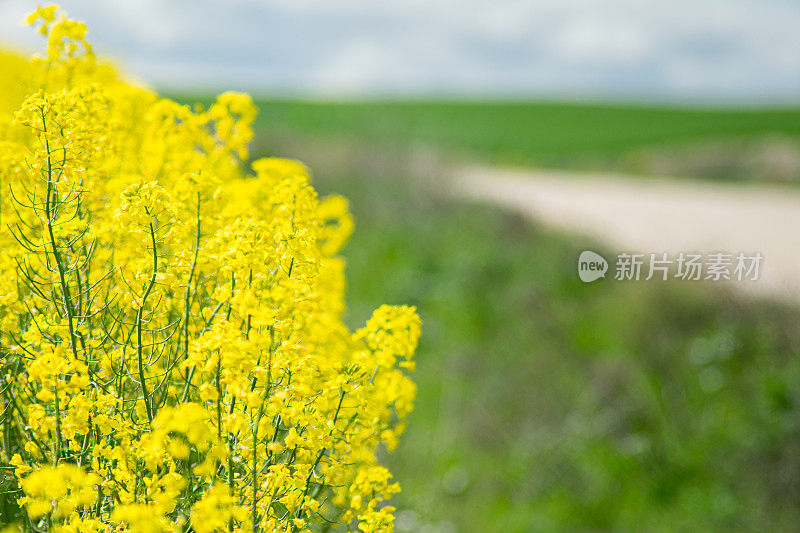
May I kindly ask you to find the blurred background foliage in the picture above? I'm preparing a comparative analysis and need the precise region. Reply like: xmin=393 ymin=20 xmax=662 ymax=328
xmin=320 ymin=174 xmax=800 ymax=532
xmin=174 ymin=96 xmax=800 ymax=531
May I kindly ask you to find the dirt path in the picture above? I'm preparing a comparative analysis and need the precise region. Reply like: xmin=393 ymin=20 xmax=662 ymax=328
xmin=455 ymin=165 xmax=800 ymax=303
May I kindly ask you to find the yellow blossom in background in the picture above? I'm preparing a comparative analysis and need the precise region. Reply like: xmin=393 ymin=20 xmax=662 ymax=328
xmin=0 ymin=5 xmax=419 ymax=532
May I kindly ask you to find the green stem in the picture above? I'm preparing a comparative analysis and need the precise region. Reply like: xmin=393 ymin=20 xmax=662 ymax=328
xmin=136 ymin=219 xmax=159 ymax=423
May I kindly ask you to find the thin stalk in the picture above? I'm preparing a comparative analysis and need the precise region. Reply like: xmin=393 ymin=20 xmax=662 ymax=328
xmin=136 ymin=218 xmax=159 ymax=423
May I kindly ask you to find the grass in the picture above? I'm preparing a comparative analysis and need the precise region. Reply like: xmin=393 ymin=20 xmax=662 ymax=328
xmin=238 ymin=99 xmax=800 ymax=170
xmin=302 ymin=171 xmax=800 ymax=532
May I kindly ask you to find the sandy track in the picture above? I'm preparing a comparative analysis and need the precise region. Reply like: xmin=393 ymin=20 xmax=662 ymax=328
xmin=456 ymin=165 xmax=800 ymax=302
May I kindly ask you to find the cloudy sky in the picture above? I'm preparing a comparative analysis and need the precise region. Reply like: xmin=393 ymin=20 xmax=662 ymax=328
xmin=1 ymin=0 xmax=799 ymax=101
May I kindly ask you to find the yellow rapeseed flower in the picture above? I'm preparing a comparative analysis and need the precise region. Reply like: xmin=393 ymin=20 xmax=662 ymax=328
xmin=0 ymin=4 xmax=419 ymax=532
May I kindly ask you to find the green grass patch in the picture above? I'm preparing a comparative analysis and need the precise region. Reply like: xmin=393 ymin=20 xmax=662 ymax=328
xmin=310 ymin=171 xmax=800 ymax=532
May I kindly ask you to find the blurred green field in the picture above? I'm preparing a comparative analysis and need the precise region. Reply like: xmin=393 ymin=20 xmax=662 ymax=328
xmin=175 ymin=94 xmax=800 ymax=531
xmin=242 ymin=99 xmax=800 ymax=178
xmin=308 ymin=173 xmax=800 ymax=532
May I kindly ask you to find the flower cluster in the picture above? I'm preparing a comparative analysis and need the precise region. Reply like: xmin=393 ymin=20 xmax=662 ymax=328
xmin=0 ymin=6 xmax=419 ymax=532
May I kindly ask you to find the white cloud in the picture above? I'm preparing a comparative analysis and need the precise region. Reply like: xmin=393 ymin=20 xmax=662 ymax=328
xmin=1 ymin=0 xmax=799 ymax=100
